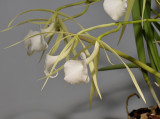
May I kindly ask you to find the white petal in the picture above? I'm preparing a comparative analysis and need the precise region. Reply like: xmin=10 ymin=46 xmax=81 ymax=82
xmin=103 ymin=0 xmax=127 ymax=21
xmin=24 ymin=30 xmax=48 ymax=55
xmin=64 ymin=53 xmax=89 ymax=84
xmin=30 ymin=34 xmax=47 ymax=52
xmin=44 ymin=54 xmax=58 ymax=78
xmin=24 ymin=30 xmax=35 ymax=49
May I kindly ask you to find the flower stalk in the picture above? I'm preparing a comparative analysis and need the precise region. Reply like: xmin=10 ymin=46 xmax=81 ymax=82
xmin=78 ymin=35 xmax=160 ymax=79
xmin=2 ymin=0 xmax=160 ymax=107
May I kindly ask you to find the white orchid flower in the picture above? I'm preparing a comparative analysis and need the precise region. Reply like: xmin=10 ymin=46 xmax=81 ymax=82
xmin=103 ymin=0 xmax=127 ymax=21
xmin=44 ymin=43 xmax=74 ymax=79
xmin=24 ymin=30 xmax=48 ymax=56
xmin=64 ymin=41 xmax=100 ymax=85
xmin=64 ymin=52 xmax=90 ymax=84
xmin=44 ymin=54 xmax=59 ymax=78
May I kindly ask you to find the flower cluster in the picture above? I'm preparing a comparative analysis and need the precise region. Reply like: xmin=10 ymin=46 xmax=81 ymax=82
xmin=23 ymin=0 xmax=128 ymax=86
xmin=3 ymin=0 xmax=160 ymax=108
xmin=24 ymin=23 xmax=94 ymax=85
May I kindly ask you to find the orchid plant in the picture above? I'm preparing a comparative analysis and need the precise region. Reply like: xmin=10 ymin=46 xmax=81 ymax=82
xmin=1 ymin=0 xmax=160 ymax=108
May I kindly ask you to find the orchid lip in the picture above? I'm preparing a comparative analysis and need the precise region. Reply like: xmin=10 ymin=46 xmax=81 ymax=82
xmin=64 ymin=52 xmax=90 ymax=84
xmin=63 ymin=41 xmax=100 ymax=84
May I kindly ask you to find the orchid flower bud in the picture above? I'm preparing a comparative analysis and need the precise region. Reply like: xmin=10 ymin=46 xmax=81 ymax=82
xmin=103 ymin=0 xmax=127 ymax=21
xmin=64 ymin=52 xmax=90 ymax=84
xmin=24 ymin=30 xmax=48 ymax=56
xmin=44 ymin=54 xmax=59 ymax=78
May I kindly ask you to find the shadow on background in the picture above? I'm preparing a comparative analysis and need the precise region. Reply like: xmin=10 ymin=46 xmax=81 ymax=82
xmin=4 ymin=81 xmax=157 ymax=119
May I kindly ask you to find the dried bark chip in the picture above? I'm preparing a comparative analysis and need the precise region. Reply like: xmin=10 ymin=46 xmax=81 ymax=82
xmin=129 ymin=108 xmax=151 ymax=119
xmin=129 ymin=105 xmax=160 ymax=119
xmin=149 ymin=115 xmax=160 ymax=119
xmin=140 ymin=113 xmax=148 ymax=119
xmin=150 ymin=105 xmax=160 ymax=115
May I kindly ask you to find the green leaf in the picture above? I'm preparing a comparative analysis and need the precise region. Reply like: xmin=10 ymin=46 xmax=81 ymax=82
xmin=100 ymin=43 xmax=114 ymax=65
xmin=29 ymin=21 xmax=48 ymax=24
xmin=90 ymin=80 xmax=96 ymax=108
xmin=102 ymin=42 xmax=146 ymax=103
xmin=99 ymin=63 xmax=145 ymax=71
xmin=140 ymin=0 xmax=160 ymax=72
xmin=49 ymin=30 xmax=64 ymax=55
xmin=4 ymin=31 xmax=54 ymax=49
xmin=141 ymin=0 xmax=146 ymax=27
xmin=79 ymin=39 xmax=102 ymax=108
xmin=132 ymin=0 xmax=160 ymax=106
xmin=153 ymin=28 xmax=160 ymax=46
xmin=151 ymin=24 xmax=160 ymax=46
xmin=1 ymin=19 xmax=48 ymax=32
xmin=50 ymin=34 xmax=75 ymax=55
xmin=79 ymin=35 xmax=160 ymax=78
xmin=8 ymin=9 xmax=54 ymax=27
xmin=58 ymin=16 xmax=78 ymax=58
xmin=44 ymin=12 xmax=57 ymax=29
xmin=118 ymin=0 xmax=135 ymax=44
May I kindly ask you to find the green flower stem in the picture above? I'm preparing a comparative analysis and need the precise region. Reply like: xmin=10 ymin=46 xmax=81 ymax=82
xmin=86 ymin=41 xmax=99 ymax=64
xmin=78 ymin=23 xmax=116 ymax=34
xmin=155 ymin=0 xmax=160 ymax=8
xmin=56 ymin=1 xmax=86 ymax=11
xmin=77 ymin=19 xmax=160 ymax=35
xmin=58 ymin=16 xmax=78 ymax=57
xmin=78 ymin=35 xmax=160 ymax=78
xmin=97 ymin=24 xmax=121 ymax=41
xmin=98 ymin=63 xmax=151 ymax=71
xmin=44 ymin=1 xmax=89 ymax=29
xmin=151 ymin=9 xmax=160 ymax=19
xmin=101 ymin=41 xmax=160 ymax=78
xmin=62 ymin=4 xmax=89 ymax=21
xmin=151 ymin=9 xmax=159 ymax=15
xmin=44 ymin=12 xmax=57 ymax=28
